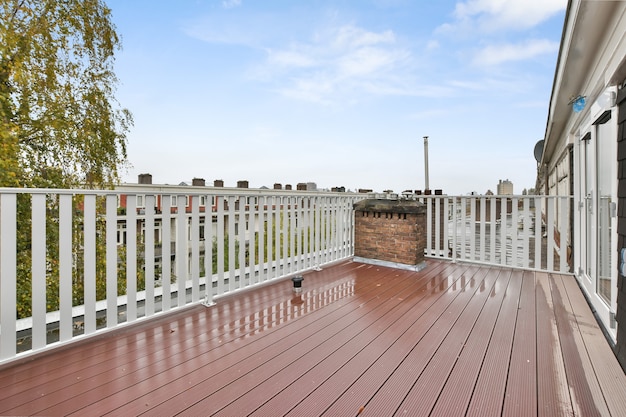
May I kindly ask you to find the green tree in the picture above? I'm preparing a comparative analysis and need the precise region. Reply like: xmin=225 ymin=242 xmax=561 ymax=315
xmin=1 ymin=0 xmax=133 ymax=318
xmin=0 ymin=0 xmax=131 ymax=188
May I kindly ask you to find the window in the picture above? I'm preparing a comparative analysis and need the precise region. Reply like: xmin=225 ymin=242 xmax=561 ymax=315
xmin=136 ymin=195 xmax=145 ymax=208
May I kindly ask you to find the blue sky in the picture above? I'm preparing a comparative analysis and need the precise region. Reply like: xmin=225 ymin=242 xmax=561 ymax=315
xmin=108 ymin=0 xmax=567 ymax=194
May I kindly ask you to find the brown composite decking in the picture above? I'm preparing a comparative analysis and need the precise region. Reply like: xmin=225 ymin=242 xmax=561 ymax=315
xmin=0 ymin=259 xmax=625 ymax=416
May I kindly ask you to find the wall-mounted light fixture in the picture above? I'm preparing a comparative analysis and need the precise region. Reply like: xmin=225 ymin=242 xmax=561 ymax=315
xmin=569 ymin=95 xmax=586 ymax=113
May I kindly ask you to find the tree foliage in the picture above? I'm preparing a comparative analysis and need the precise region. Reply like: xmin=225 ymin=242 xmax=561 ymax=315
xmin=0 ymin=0 xmax=133 ymax=319
xmin=0 ymin=0 xmax=132 ymax=188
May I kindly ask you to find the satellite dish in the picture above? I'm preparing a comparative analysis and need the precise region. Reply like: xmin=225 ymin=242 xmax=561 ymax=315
xmin=533 ymin=140 xmax=544 ymax=163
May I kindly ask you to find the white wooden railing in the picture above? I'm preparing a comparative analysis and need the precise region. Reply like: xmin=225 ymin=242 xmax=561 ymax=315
xmin=418 ymin=195 xmax=572 ymax=273
xmin=0 ymin=188 xmax=571 ymax=364
xmin=0 ymin=186 xmax=366 ymax=363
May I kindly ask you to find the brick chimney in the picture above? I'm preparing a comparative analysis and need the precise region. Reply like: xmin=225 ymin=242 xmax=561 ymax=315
xmin=138 ymin=173 xmax=152 ymax=184
xmin=285 ymin=184 xmax=292 ymax=190
xmin=237 ymin=180 xmax=249 ymax=188
xmin=354 ymin=199 xmax=426 ymax=271
xmin=214 ymin=179 xmax=224 ymax=187
xmin=192 ymin=178 xmax=205 ymax=186
xmin=297 ymin=183 xmax=307 ymax=191
xmin=273 ymin=183 xmax=282 ymax=190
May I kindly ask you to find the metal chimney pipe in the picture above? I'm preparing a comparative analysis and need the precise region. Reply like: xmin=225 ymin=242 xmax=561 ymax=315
xmin=423 ymin=136 xmax=429 ymax=191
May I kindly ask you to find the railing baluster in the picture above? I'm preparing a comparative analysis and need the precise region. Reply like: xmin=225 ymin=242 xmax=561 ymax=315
xmin=511 ymin=197 xmax=518 ymax=267
xmin=83 ymin=194 xmax=97 ymax=334
xmin=479 ymin=196 xmax=486 ymax=262
xmin=106 ymin=194 xmax=118 ymax=328
xmin=0 ymin=193 xmax=17 ymax=360
xmin=547 ymin=197 xmax=555 ymax=271
xmin=227 ymin=195 xmax=236 ymax=291
xmin=534 ymin=197 xmax=542 ymax=270
xmin=460 ymin=197 xmax=467 ymax=261
xmin=283 ymin=197 xmax=289 ymax=272
xmin=216 ymin=196 xmax=225 ymax=294
xmin=469 ymin=197 xmax=476 ymax=261
xmin=190 ymin=195 xmax=200 ymax=303
xmin=560 ymin=196 xmax=568 ymax=272
xmin=489 ymin=196 xmax=496 ymax=263
xmin=522 ymin=198 xmax=530 ymax=269
xmin=238 ymin=195 xmax=246 ymax=286
xmin=426 ymin=197 xmax=433 ymax=255
xmin=59 ymin=194 xmax=73 ymax=341
xmin=443 ymin=197 xmax=450 ymax=259
xmin=249 ymin=195 xmax=257 ymax=286
xmin=315 ymin=196 xmax=322 ymax=268
xmin=126 ymin=195 xmax=137 ymax=321
xmin=267 ymin=196 xmax=274 ymax=280
xmin=451 ymin=197 xmax=458 ymax=262
xmin=435 ymin=197 xmax=441 ymax=257
xmin=500 ymin=196 xmax=507 ymax=266
xmin=145 ymin=195 xmax=156 ymax=315
xmin=176 ymin=194 xmax=187 ymax=306
xmin=161 ymin=195 xmax=172 ymax=312
xmin=290 ymin=196 xmax=297 ymax=269
xmin=322 ymin=196 xmax=327 ymax=265
xmin=257 ymin=196 xmax=266 ymax=283
xmin=31 ymin=194 xmax=46 ymax=349
xmin=204 ymin=194 xmax=214 ymax=305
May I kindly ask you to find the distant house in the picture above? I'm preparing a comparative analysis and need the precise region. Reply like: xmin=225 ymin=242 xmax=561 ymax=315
xmin=538 ymin=0 xmax=626 ymax=368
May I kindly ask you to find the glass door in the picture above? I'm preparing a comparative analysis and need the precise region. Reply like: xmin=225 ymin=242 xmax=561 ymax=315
xmin=579 ymin=111 xmax=617 ymax=338
xmin=595 ymin=117 xmax=617 ymax=311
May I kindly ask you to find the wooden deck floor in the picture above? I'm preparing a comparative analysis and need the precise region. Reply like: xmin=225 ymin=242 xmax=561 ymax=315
xmin=1 ymin=259 xmax=625 ymax=416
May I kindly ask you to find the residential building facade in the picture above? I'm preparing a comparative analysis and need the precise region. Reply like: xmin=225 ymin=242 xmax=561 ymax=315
xmin=538 ymin=0 xmax=626 ymax=367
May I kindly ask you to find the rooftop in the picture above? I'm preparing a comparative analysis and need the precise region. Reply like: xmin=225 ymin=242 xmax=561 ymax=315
xmin=1 ymin=259 xmax=624 ymax=416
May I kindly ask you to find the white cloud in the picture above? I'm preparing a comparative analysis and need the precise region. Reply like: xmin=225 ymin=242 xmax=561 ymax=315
xmin=442 ymin=0 xmax=566 ymax=33
xmin=255 ymin=24 xmax=415 ymax=104
xmin=331 ymin=25 xmax=396 ymax=48
xmin=472 ymin=39 xmax=559 ymax=66
xmin=267 ymin=49 xmax=317 ymax=68
xmin=222 ymin=0 xmax=241 ymax=9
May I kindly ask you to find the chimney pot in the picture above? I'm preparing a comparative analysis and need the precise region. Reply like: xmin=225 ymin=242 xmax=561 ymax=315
xmin=138 ymin=173 xmax=152 ymax=184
